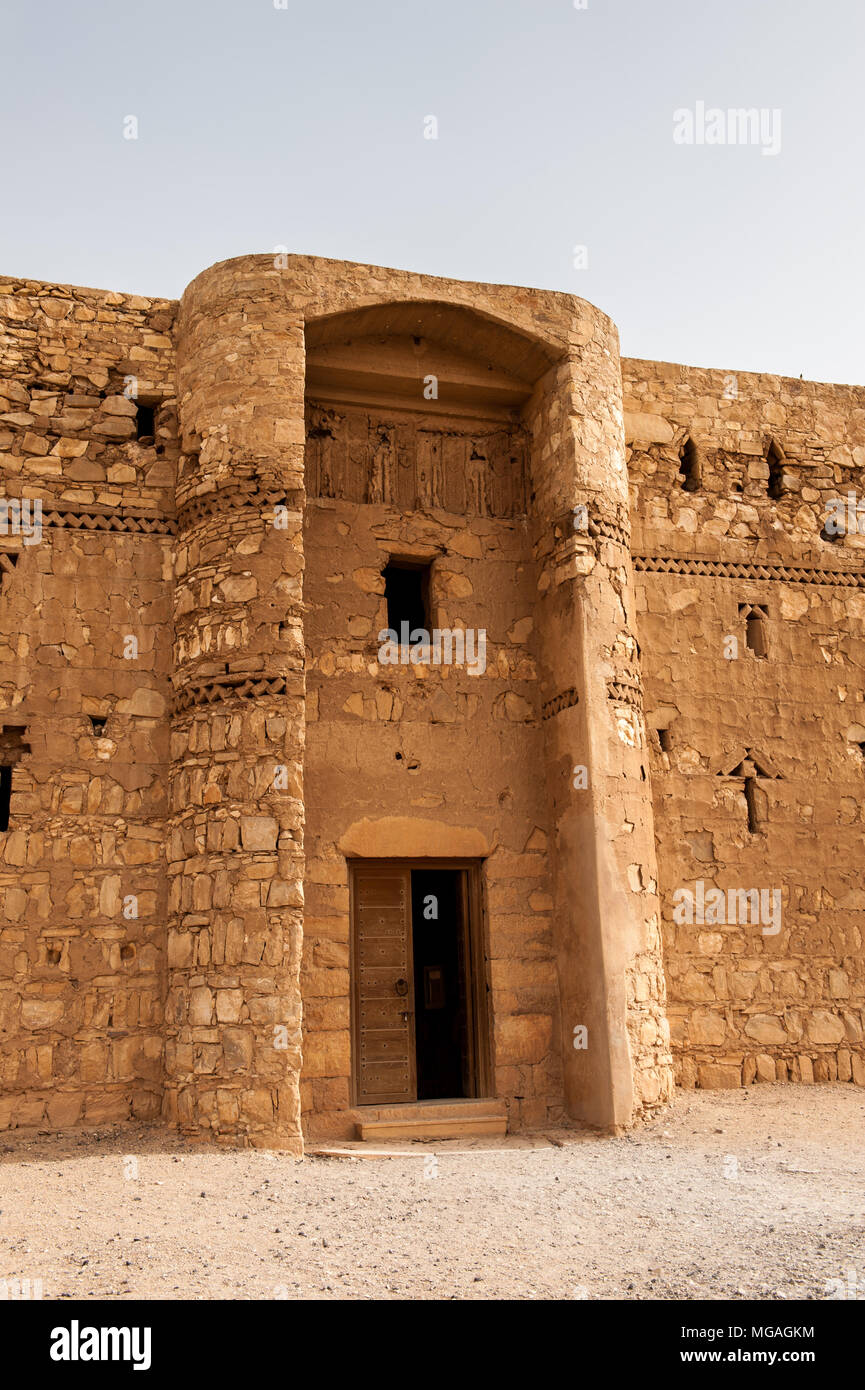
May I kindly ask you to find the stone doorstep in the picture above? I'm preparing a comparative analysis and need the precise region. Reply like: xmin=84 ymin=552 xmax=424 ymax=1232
xmin=354 ymin=1097 xmax=508 ymax=1142
xmin=308 ymin=1142 xmax=542 ymax=1160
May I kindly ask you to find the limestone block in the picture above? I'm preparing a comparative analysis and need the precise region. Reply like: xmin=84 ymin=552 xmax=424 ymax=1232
xmin=92 ymin=416 xmax=135 ymax=440
xmin=99 ymin=395 xmax=138 ymax=418
xmin=241 ymin=1088 xmax=275 ymax=1124
xmin=15 ymin=1098 xmax=46 ymax=1126
xmin=20 ymin=998 xmax=63 ymax=1029
xmin=494 ymin=1014 xmax=551 ymax=1065
xmin=220 ymin=575 xmax=257 ymax=602
xmin=117 ymin=689 xmax=166 ymax=717
xmin=222 ymin=1029 xmax=254 ymax=1072
xmin=240 ymin=816 xmax=279 ymax=851
xmin=755 ymin=1054 xmax=776 ymax=1082
xmin=806 ymin=1010 xmax=845 ymax=1044
xmin=46 ymin=1093 xmax=83 ymax=1126
xmin=624 ymin=412 xmax=674 ymax=444
xmin=828 ymin=969 xmax=850 ymax=998
xmin=744 ymin=1014 xmax=787 ymax=1045
xmin=697 ymin=1062 xmax=741 ymax=1089
xmin=84 ymin=1092 xmax=130 ymax=1123
xmin=302 ymin=1030 xmax=350 ymax=1078
xmin=215 ymin=989 xmax=244 ymax=1024
xmin=689 ymin=1009 xmax=726 ymax=1045
xmin=189 ymin=986 xmax=214 ymax=1026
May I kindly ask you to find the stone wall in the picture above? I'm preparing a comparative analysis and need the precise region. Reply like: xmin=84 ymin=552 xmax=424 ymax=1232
xmin=0 ymin=276 xmax=176 ymax=1128
xmin=623 ymin=358 xmax=865 ymax=1088
xmin=165 ymin=261 xmax=307 ymax=1150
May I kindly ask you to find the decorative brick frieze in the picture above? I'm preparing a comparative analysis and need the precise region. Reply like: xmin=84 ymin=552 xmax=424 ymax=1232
xmin=606 ymin=673 xmax=644 ymax=710
xmin=633 ymin=553 xmax=865 ymax=587
xmin=541 ymin=687 xmax=580 ymax=720
xmin=172 ymin=674 xmax=290 ymax=713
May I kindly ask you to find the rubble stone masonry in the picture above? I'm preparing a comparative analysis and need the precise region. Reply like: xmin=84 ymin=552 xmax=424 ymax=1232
xmin=625 ymin=360 xmax=865 ymax=1091
xmin=0 ymin=254 xmax=860 ymax=1148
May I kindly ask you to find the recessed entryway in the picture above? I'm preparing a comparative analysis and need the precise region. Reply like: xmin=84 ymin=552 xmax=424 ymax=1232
xmin=350 ymin=859 xmax=490 ymax=1108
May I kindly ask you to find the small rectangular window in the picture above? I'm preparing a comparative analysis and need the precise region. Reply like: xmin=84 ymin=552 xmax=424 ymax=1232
xmin=136 ymin=403 xmax=156 ymax=442
xmin=384 ymin=561 xmax=431 ymax=642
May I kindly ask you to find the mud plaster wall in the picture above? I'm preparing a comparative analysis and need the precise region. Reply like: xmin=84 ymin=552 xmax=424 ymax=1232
xmin=623 ymin=358 xmax=865 ymax=1088
xmin=0 ymin=276 xmax=176 ymax=1128
xmin=525 ymin=348 xmax=673 ymax=1128
xmin=301 ymin=405 xmax=561 ymax=1142
xmin=293 ymin=254 xmax=672 ymax=1137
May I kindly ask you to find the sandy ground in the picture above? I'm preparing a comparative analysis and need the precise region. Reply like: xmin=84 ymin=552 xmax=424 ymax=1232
xmin=0 ymin=1084 xmax=862 ymax=1301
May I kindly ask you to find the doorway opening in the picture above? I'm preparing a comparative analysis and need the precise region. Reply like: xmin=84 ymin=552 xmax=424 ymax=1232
xmin=350 ymin=859 xmax=490 ymax=1107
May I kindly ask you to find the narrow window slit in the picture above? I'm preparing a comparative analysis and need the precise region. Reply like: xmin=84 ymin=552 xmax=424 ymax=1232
xmin=136 ymin=403 xmax=155 ymax=442
xmin=739 ymin=603 xmax=768 ymax=658
xmin=678 ymin=437 xmax=701 ymax=492
xmin=766 ymin=440 xmax=784 ymax=499
xmin=0 ymin=765 xmax=12 ymax=832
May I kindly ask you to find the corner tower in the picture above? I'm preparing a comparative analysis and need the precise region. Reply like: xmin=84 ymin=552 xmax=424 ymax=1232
xmin=163 ymin=261 xmax=306 ymax=1148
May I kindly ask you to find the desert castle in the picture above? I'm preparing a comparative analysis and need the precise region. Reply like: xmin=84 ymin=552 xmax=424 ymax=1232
xmin=0 ymin=254 xmax=862 ymax=1151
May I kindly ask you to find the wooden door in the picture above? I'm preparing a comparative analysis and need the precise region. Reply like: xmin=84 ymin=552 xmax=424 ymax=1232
xmin=352 ymin=865 xmax=416 ymax=1104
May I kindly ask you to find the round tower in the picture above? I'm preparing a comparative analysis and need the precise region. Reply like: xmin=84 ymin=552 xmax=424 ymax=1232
xmin=163 ymin=258 xmax=307 ymax=1148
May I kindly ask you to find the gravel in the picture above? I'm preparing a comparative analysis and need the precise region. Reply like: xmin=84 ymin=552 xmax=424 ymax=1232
xmin=1 ymin=1084 xmax=862 ymax=1300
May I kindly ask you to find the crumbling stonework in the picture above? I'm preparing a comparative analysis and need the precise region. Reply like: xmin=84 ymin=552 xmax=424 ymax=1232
xmin=0 ymin=254 xmax=860 ymax=1150
xmin=0 ymin=276 xmax=175 ymax=1129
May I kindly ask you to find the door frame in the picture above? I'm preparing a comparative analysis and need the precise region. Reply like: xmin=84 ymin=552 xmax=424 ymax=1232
xmin=348 ymin=857 xmax=492 ymax=1106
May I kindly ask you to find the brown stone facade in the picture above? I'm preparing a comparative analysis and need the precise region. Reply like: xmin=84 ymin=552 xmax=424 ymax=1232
xmin=0 ymin=254 xmax=860 ymax=1149
xmin=626 ymin=361 xmax=865 ymax=1091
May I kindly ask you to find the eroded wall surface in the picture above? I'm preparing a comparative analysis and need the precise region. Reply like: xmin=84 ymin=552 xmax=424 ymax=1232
xmin=302 ymin=408 xmax=560 ymax=1139
xmin=624 ymin=358 xmax=865 ymax=1087
xmin=295 ymin=255 xmax=671 ymax=1136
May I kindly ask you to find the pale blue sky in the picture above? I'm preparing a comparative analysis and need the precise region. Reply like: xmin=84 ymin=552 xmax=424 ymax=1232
xmin=2 ymin=0 xmax=862 ymax=383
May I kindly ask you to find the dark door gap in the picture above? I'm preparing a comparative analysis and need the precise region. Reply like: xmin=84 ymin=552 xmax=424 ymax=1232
xmin=410 ymin=869 xmax=470 ymax=1100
